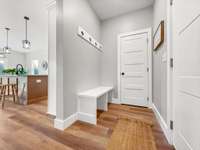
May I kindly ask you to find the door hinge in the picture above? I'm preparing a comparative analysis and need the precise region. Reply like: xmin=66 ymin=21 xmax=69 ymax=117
xmin=170 ymin=58 xmax=173 ymax=68
xmin=147 ymin=67 xmax=149 ymax=72
xmin=170 ymin=0 xmax=173 ymax=6
xmin=147 ymin=38 xmax=149 ymax=43
xmin=147 ymin=97 xmax=149 ymax=101
xmin=170 ymin=120 xmax=174 ymax=130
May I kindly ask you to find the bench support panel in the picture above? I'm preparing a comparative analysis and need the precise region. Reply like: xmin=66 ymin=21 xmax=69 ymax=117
xmin=77 ymin=112 xmax=96 ymax=125
xmin=77 ymin=87 xmax=113 ymax=125
xmin=97 ymin=94 xmax=108 ymax=111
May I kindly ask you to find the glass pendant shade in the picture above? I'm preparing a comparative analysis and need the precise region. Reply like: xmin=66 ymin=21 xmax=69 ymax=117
xmin=2 ymin=47 xmax=11 ymax=54
xmin=0 ymin=48 xmax=6 ymax=58
xmin=0 ymin=48 xmax=4 ymax=55
xmin=22 ymin=40 xmax=31 ymax=49
xmin=0 ymin=54 xmax=6 ymax=58
xmin=2 ymin=27 xmax=11 ymax=55
xmin=23 ymin=16 xmax=31 ymax=49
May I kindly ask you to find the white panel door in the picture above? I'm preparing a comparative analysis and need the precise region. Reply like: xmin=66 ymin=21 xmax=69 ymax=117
xmin=120 ymin=33 xmax=148 ymax=107
xmin=173 ymin=0 xmax=200 ymax=150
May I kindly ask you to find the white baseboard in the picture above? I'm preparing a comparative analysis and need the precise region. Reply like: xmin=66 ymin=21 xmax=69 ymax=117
xmin=111 ymin=98 xmax=121 ymax=104
xmin=77 ymin=112 xmax=96 ymax=125
xmin=54 ymin=113 xmax=78 ymax=130
xmin=47 ymin=111 xmax=56 ymax=117
xmin=54 ymin=112 xmax=97 ymax=130
xmin=152 ymin=103 xmax=172 ymax=144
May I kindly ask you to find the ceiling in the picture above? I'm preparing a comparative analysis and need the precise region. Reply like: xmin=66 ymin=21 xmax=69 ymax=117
xmin=88 ymin=0 xmax=154 ymax=20
xmin=0 ymin=0 xmax=48 ymax=53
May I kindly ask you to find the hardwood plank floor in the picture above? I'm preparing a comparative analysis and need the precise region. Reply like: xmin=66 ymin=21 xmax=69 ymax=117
xmin=0 ymin=100 xmax=174 ymax=150
xmin=107 ymin=118 xmax=157 ymax=150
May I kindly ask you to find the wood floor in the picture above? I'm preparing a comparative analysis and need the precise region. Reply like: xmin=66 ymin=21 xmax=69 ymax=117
xmin=107 ymin=118 xmax=157 ymax=150
xmin=0 ymin=100 xmax=174 ymax=150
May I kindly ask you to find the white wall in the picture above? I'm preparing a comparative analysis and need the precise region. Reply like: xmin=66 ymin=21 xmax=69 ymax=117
xmin=56 ymin=0 xmax=101 ymax=120
xmin=0 ymin=0 xmax=49 ymax=75
xmin=101 ymin=7 xmax=153 ymax=98
xmin=0 ymin=50 xmax=48 ymax=74
xmin=153 ymin=0 xmax=168 ymax=122
xmin=25 ymin=51 xmax=48 ymax=75
xmin=0 ymin=0 xmax=48 ymax=53
xmin=0 ymin=51 xmax=26 ymax=69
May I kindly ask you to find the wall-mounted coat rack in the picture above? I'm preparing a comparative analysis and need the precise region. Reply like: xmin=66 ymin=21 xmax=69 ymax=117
xmin=77 ymin=26 xmax=103 ymax=52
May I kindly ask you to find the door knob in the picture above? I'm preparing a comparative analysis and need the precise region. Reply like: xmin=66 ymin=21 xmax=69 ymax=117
xmin=121 ymin=72 xmax=125 ymax=76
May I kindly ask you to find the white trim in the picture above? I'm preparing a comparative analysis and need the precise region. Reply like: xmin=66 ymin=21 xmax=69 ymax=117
xmin=54 ymin=113 xmax=78 ymax=130
xmin=117 ymin=33 xmax=121 ymax=101
xmin=152 ymin=103 xmax=172 ymax=144
xmin=47 ymin=0 xmax=57 ymax=118
xmin=54 ymin=112 xmax=96 ymax=130
xmin=167 ymin=0 xmax=174 ymax=145
xmin=77 ymin=112 xmax=96 ymax=125
xmin=47 ymin=111 xmax=56 ymax=116
xmin=117 ymin=28 xmax=153 ymax=107
xmin=46 ymin=0 xmax=56 ymax=10
xmin=111 ymin=98 xmax=121 ymax=104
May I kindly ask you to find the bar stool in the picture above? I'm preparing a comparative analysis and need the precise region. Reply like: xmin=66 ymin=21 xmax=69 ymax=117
xmin=0 ymin=77 xmax=18 ymax=109
xmin=0 ymin=78 xmax=3 ymax=100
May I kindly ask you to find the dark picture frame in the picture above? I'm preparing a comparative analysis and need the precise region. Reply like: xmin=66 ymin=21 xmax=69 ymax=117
xmin=153 ymin=20 xmax=164 ymax=51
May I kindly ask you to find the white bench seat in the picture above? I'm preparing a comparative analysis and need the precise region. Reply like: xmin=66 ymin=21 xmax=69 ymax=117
xmin=77 ymin=86 xmax=113 ymax=125
xmin=78 ymin=86 xmax=113 ymax=98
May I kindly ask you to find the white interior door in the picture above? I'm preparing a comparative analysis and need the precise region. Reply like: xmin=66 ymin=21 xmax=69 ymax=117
xmin=173 ymin=0 xmax=200 ymax=150
xmin=119 ymin=32 xmax=149 ymax=107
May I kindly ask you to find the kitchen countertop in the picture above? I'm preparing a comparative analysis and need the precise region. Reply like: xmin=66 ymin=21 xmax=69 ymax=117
xmin=0 ymin=74 xmax=48 ymax=77
xmin=27 ymin=75 xmax=48 ymax=77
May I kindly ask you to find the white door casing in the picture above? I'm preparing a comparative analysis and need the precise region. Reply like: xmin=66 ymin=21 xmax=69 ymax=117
xmin=173 ymin=0 xmax=200 ymax=149
xmin=118 ymin=28 xmax=152 ymax=107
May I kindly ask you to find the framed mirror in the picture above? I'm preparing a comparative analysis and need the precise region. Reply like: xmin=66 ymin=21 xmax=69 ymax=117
xmin=153 ymin=20 xmax=164 ymax=51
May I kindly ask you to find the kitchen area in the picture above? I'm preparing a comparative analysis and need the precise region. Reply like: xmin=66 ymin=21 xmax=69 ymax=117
xmin=0 ymin=0 xmax=56 ymax=116
xmin=0 ymin=5 xmax=49 ymax=108
xmin=0 ymin=64 xmax=48 ymax=106
xmin=0 ymin=51 xmax=48 ymax=106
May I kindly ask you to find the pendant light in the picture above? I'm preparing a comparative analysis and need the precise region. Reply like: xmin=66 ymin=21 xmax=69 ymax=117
xmin=0 ymin=48 xmax=5 ymax=57
xmin=22 ymin=16 xmax=31 ymax=49
xmin=2 ymin=27 xmax=11 ymax=54
xmin=0 ymin=54 xmax=6 ymax=58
